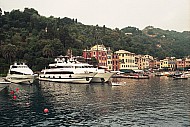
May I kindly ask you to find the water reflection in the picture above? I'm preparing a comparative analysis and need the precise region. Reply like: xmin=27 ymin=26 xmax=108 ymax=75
xmin=0 ymin=77 xmax=190 ymax=126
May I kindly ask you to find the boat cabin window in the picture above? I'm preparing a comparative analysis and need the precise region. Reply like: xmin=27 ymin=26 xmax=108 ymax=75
xmin=75 ymin=66 xmax=82 ymax=68
xmin=45 ymin=71 xmax=74 ymax=74
xmin=12 ymin=65 xmax=27 ymax=68
xmin=10 ymin=71 xmax=24 ymax=75
xmin=83 ymin=66 xmax=92 ymax=68
xmin=50 ymin=66 xmax=73 ymax=68
xmin=74 ymin=66 xmax=93 ymax=68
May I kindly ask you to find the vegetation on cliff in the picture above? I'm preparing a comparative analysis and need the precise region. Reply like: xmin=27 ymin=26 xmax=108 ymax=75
xmin=0 ymin=8 xmax=189 ymax=73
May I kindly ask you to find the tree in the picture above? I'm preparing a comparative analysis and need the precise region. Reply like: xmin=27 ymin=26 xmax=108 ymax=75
xmin=91 ymin=57 xmax=98 ymax=67
xmin=2 ymin=44 xmax=17 ymax=63
xmin=59 ymin=26 xmax=70 ymax=48
xmin=42 ymin=44 xmax=54 ymax=58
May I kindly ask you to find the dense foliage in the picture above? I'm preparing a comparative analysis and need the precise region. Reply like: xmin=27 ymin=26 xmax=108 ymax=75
xmin=0 ymin=8 xmax=190 ymax=74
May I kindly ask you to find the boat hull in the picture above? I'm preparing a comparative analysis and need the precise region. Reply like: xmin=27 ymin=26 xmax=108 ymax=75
xmin=133 ymin=75 xmax=149 ymax=79
xmin=0 ymin=83 xmax=10 ymax=91
xmin=173 ymin=74 xmax=188 ymax=80
xmin=173 ymin=77 xmax=188 ymax=80
xmin=39 ymin=73 xmax=96 ymax=84
xmin=90 ymin=72 xmax=115 ymax=83
xmin=5 ymin=74 xmax=34 ymax=84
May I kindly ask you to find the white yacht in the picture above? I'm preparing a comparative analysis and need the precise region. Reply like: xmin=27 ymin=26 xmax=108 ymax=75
xmin=5 ymin=62 xmax=34 ymax=84
xmin=39 ymin=56 xmax=97 ymax=84
xmin=39 ymin=56 xmax=114 ymax=83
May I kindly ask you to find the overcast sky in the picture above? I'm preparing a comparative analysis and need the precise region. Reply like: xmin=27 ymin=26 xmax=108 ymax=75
xmin=1 ymin=0 xmax=190 ymax=32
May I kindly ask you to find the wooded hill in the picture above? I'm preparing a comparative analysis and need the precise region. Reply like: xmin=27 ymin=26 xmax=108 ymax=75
xmin=0 ymin=8 xmax=190 ymax=73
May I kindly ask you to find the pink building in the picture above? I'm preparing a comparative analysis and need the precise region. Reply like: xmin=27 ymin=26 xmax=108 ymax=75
xmin=83 ymin=44 xmax=108 ymax=68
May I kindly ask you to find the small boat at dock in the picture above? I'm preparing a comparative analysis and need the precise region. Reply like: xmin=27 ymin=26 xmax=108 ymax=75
xmin=112 ymin=71 xmax=150 ymax=79
xmin=173 ymin=74 xmax=188 ymax=80
xmin=127 ymin=73 xmax=149 ymax=79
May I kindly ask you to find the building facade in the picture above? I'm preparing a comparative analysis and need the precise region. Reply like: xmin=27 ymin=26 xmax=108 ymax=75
xmin=176 ymin=59 xmax=185 ymax=69
xmin=115 ymin=50 xmax=138 ymax=72
xmin=135 ymin=55 xmax=150 ymax=70
xmin=175 ymin=57 xmax=190 ymax=70
xmin=112 ymin=53 xmax=120 ymax=71
xmin=167 ymin=57 xmax=176 ymax=70
xmin=83 ymin=44 xmax=108 ymax=68
xmin=160 ymin=58 xmax=169 ymax=69
xmin=184 ymin=57 xmax=190 ymax=69
xmin=82 ymin=45 xmax=190 ymax=72
xmin=107 ymin=47 xmax=113 ymax=71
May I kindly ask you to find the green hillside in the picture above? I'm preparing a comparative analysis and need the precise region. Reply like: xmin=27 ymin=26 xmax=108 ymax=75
xmin=0 ymin=8 xmax=190 ymax=73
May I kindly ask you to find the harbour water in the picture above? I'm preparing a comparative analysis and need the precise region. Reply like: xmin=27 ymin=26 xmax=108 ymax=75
xmin=0 ymin=77 xmax=190 ymax=126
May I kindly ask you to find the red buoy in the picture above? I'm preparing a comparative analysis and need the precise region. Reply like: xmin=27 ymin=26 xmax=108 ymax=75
xmin=13 ymin=95 xmax=17 ymax=100
xmin=10 ymin=90 xmax=14 ymax=95
xmin=44 ymin=108 xmax=49 ymax=113
xmin=16 ymin=88 xmax=19 ymax=92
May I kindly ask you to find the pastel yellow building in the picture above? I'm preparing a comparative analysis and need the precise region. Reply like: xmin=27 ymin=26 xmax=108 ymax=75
xmin=160 ymin=57 xmax=176 ymax=70
xmin=107 ymin=47 xmax=113 ymax=71
xmin=115 ymin=50 xmax=138 ymax=72
xmin=160 ymin=58 xmax=169 ymax=68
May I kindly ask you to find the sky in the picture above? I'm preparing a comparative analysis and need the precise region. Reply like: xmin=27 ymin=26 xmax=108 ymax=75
xmin=1 ymin=0 xmax=190 ymax=32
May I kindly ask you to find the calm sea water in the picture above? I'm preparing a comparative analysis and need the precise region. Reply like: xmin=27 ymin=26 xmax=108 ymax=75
xmin=0 ymin=77 xmax=190 ymax=127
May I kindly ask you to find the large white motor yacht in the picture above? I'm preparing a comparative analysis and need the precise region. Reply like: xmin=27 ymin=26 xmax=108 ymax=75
xmin=5 ymin=62 xmax=34 ymax=84
xmin=39 ymin=56 xmax=114 ymax=83
xmin=39 ymin=56 xmax=97 ymax=83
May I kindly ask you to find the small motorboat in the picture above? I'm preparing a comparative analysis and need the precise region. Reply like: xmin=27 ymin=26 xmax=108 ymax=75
xmin=173 ymin=74 xmax=188 ymax=80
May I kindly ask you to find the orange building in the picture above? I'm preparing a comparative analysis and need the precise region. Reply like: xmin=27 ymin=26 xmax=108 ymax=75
xmin=176 ymin=59 xmax=185 ymax=69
